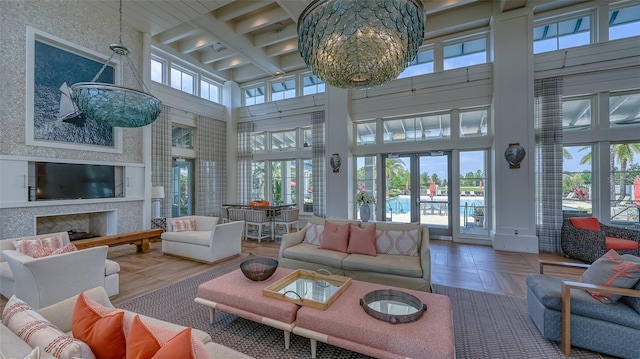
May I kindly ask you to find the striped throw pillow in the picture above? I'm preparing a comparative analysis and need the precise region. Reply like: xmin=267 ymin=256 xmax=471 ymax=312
xmin=2 ymin=296 xmax=95 ymax=359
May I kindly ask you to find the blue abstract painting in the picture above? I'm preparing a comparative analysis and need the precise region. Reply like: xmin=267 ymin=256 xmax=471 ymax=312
xmin=33 ymin=40 xmax=115 ymax=146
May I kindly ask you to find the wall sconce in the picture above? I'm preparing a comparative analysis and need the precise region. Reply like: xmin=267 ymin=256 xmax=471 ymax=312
xmin=151 ymin=186 xmax=165 ymax=218
xmin=330 ymin=153 xmax=341 ymax=173
xmin=504 ymin=143 xmax=526 ymax=169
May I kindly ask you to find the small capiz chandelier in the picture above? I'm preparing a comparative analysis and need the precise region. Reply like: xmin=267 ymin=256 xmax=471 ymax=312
xmin=297 ymin=0 xmax=425 ymax=89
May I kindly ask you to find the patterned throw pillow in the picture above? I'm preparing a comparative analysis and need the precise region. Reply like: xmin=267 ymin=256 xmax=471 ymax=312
xmin=170 ymin=219 xmax=196 ymax=232
xmin=28 ymin=243 xmax=78 ymax=259
xmin=580 ymin=249 xmax=640 ymax=303
xmin=304 ymin=222 xmax=324 ymax=246
xmin=2 ymin=295 xmax=95 ymax=359
xmin=375 ymin=229 xmax=420 ymax=256
xmin=13 ymin=235 xmax=64 ymax=257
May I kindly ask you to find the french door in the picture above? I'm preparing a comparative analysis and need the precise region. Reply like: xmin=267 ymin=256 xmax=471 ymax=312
xmin=172 ymin=159 xmax=194 ymax=217
xmin=382 ymin=152 xmax=452 ymax=237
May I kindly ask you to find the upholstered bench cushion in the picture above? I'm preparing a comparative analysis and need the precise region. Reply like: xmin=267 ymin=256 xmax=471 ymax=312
xmin=342 ymin=253 xmax=422 ymax=278
xmin=606 ymin=237 xmax=640 ymax=250
xmin=283 ymin=243 xmax=349 ymax=268
xmin=197 ymin=267 xmax=299 ymax=324
xmin=161 ymin=231 xmax=211 ymax=246
xmin=526 ymin=274 xmax=640 ymax=330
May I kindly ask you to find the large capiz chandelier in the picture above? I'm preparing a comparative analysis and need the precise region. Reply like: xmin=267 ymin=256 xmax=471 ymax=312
xmin=70 ymin=0 xmax=161 ymax=128
xmin=298 ymin=0 xmax=425 ymax=89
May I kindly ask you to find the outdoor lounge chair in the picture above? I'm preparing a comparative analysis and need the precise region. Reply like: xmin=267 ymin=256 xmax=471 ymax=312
xmin=561 ymin=217 xmax=640 ymax=263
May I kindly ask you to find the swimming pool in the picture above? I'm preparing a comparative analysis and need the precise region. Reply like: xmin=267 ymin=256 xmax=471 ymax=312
xmin=386 ymin=197 xmax=484 ymax=215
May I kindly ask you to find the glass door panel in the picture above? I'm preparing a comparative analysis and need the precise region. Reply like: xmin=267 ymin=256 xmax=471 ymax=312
xmin=459 ymin=151 xmax=488 ymax=236
xmin=418 ymin=152 xmax=451 ymax=236
xmin=172 ymin=159 xmax=193 ymax=217
xmin=383 ymin=155 xmax=412 ymax=223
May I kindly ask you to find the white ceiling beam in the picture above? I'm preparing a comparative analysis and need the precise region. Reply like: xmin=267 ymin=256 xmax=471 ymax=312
xmin=275 ymin=0 xmax=308 ymax=23
xmin=151 ymin=39 xmax=231 ymax=82
xmin=190 ymin=12 xmax=283 ymax=76
xmin=178 ymin=34 xmax=218 ymax=54
xmin=254 ymin=23 xmax=298 ymax=48
xmin=215 ymin=55 xmax=251 ymax=71
xmin=424 ymin=1 xmax=493 ymax=39
xmin=154 ymin=23 xmax=200 ymax=45
xmin=234 ymin=6 xmax=290 ymax=34
xmin=199 ymin=47 xmax=236 ymax=64
xmin=213 ymin=1 xmax=275 ymax=22
xmin=265 ymin=38 xmax=298 ymax=57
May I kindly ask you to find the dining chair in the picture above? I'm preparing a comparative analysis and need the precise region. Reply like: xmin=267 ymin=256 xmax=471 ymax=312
xmin=272 ymin=208 xmax=299 ymax=240
xmin=244 ymin=209 xmax=272 ymax=243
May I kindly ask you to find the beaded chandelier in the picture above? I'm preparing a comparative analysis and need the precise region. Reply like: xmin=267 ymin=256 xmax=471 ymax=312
xmin=297 ymin=0 xmax=425 ymax=89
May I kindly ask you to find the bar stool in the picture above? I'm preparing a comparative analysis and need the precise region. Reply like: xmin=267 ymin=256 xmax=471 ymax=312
xmin=228 ymin=208 xmax=246 ymax=239
xmin=244 ymin=209 xmax=272 ymax=243
xmin=272 ymin=208 xmax=299 ymax=240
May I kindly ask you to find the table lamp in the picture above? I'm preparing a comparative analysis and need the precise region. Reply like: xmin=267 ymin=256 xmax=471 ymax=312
xmin=151 ymin=186 xmax=165 ymax=218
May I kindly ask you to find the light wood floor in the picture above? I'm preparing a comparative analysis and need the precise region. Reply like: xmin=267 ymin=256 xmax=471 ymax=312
xmin=1 ymin=239 xmax=584 ymax=308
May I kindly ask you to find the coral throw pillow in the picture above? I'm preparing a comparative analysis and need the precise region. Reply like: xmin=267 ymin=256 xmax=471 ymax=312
xmin=72 ymin=293 xmax=126 ymax=359
xmin=347 ymin=223 xmax=377 ymax=256
xmin=126 ymin=315 xmax=209 ymax=359
xmin=2 ymin=295 xmax=95 ymax=359
xmin=319 ymin=221 xmax=349 ymax=253
xmin=170 ymin=219 xmax=196 ymax=232
xmin=605 ymin=237 xmax=640 ymax=250
xmin=27 ymin=243 xmax=78 ymax=259
xmin=570 ymin=217 xmax=601 ymax=231
xmin=580 ymin=249 xmax=640 ymax=303
xmin=304 ymin=222 xmax=324 ymax=246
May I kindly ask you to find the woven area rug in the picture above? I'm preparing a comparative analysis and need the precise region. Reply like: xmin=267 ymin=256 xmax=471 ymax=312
xmin=116 ymin=256 xmax=602 ymax=359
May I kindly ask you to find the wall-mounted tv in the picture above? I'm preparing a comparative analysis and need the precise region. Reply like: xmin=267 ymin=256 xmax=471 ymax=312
xmin=36 ymin=162 xmax=116 ymax=200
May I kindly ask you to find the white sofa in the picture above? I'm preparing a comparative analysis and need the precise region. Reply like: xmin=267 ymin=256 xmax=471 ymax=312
xmin=279 ymin=216 xmax=431 ymax=291
xmin=161 ymin=216 xmax=245 ymax=263
xmin=0 ymin=232 xmax=120 ymax=309
xmin=0 ymin=286 xmax=251 ymax=359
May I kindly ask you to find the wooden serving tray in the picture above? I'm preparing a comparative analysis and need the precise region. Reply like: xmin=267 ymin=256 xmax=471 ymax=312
xmin=263 ymin=269 xmax=352 ymax=310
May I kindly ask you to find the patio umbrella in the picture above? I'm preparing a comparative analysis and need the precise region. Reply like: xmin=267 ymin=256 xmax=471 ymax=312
xmin=633 ymin=177 xmax=640 ymax=206
xmin=429 ymin=179 xmax=435 ymax=199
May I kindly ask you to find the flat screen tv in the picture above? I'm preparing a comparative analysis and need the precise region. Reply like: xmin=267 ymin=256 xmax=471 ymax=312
xmin=36 ymin=162 xmax=116 ymax=200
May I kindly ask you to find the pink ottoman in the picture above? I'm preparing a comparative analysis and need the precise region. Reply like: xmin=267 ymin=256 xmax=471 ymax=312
xmin=195 ymin=267 xmax=299 ymax=348
xmin=293 ymin=280 xmax=455 ymax=359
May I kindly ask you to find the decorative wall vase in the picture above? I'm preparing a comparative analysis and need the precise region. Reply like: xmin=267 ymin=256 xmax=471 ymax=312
xmin=504 ymin=143 xmax=526 ymax=169
xmin=330 ymin=153 xmax=342 ymax=173
xmin=359 ymin=204 xmax=371 ymax=222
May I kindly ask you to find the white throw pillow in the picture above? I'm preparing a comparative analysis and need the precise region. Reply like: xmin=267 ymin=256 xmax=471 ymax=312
xmin=1 ymin=296 xmax=95 ymax=359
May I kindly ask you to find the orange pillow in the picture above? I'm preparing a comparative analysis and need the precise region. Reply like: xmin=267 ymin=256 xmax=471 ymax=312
xmin=126 ymin=314 xmax=209 ymax=359
xmin=319 ymin=221 xmax=350 ymax=252
xmin=347 ymin=223 xmax=377 ymax=256
xmin=570 ymin=217 xmax=601 ymax=231
xmin=606 ymin=237 xmax=640 ymax=250
xmin=72 ymin=293 xmax=127 ymax=359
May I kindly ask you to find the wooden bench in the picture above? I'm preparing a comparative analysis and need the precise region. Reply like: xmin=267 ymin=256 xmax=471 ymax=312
xmin=72 ymin=228 xmax=163 ymax=253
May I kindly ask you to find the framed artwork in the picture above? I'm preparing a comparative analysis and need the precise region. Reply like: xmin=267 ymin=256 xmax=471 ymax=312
xmin=25 ymin=27 xmax=123 ymax=153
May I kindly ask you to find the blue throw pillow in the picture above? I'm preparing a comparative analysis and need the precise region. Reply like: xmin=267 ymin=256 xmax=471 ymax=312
xmin=579 ymin=250 xmax=640 ymax=303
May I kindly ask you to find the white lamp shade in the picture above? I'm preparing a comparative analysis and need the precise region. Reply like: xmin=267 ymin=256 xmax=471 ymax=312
xmin=151 ymin=186 xmax=165 ymax=199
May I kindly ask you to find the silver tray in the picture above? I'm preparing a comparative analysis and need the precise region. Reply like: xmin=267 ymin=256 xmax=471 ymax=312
xmin=360 ymin=289 xmax=427 ymax=324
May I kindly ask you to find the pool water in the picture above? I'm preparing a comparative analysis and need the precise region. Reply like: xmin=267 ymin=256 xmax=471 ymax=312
xmin=386 ymin=197 xmax=483 ymax=215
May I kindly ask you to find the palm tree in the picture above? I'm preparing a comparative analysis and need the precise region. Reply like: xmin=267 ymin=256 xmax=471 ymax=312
xmin=385 ymin=158 xmax=406 ymax=196
xmin=578 ymin=144 xmax=640 ymax=201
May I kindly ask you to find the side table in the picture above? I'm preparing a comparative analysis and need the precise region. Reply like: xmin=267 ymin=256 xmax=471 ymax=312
xmin=151 ymin=217 xmax=167 ymax=231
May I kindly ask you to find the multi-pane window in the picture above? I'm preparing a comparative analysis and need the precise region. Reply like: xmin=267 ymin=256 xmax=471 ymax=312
xmin=151 ymin=57 xmax=164 ymax=84
xmin=459 ymin=150 xmax=488 ymax=235
xmin=533 ymin=15 xmax=591 ymax=54
xmin=170 ymin=66 xmax=195 ymax=94
xmin=380 ymin=113 xmax=452 ymax=144
xmin=271 ymin=130 xmax=296 ymax=151
xmin=398 ymin=49 xmax=434 ymax=79
xmin=609 ymin=4 xmax=640 ymax=40
xmin=251 ymin=161 xmax=265 ymax=200
xmin=244 ymin=86 xmax=265 ymax=106
xmin=302 ymin=128 xmax=312 ymax=148
xmin=200 ymin=78 xmax=220 ymax=103
xmin=562 ymin=145 xmax=593 ymax=216
xmin=271 ymin=79 xmax=296 ymax=101
xmin=443 ymin=37 xmax=487 ymax=70
xmin=302 ymin=74 xmax=325 ymax=95
xmin=609 ymin=91 xmax=640 ymax=128
xmin=460 ymin=109 xmax=488 ymax=137
xmin=302 ymin=159 xmax=313 ymax=212
xmin=355 ymin=156 xmax=378 ymax=221
xmin=171 ymin=125 xmax=194 ymax=149
xmin=562 ymin=96 xmax=593 ymax=130
xmin=271 ymin=160 xmax=297 ymax=206
xmin=610 ymin=142 xmax=640 ymax=226
xmin=252 ymin=133 xmax=266 ymax=152
xmin=422 ymin=113 xmax=451 ymax=139
xmin=356 ymin=122 xmax=376 ymax=145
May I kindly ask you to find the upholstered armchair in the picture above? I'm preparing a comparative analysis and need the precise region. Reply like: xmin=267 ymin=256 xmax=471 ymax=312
xmin=560 ymin=218 xmax=640 ymax=263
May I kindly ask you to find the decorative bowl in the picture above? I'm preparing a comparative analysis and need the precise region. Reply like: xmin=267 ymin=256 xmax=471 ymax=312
xmin=240 ymin=257 xmax=278 ymax=281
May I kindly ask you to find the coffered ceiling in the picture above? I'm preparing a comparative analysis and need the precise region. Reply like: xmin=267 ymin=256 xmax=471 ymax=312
xmin=86 ymin=0 xmax=585 ymax=85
